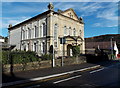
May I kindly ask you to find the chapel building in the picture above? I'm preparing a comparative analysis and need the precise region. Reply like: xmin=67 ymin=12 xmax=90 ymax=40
xmin=8 ymin=3 xmax=85 ymax=57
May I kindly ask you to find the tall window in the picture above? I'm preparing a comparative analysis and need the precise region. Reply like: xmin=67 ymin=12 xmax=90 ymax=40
xmin=43 ymin=42 xmax=45 ymax=53
xmin=28 ymin=28 xmax=31 ymax=39
xmin=40 ymin=26 xmax=43 ymax=37
xmin=64 ymin=26 xmax=67 ymax=36
xmin=24 ymin=25 xmax=27 ymax=39
xmin=34 ymin=26 xmax=38 ymax=38
xmin=73 ymin=28 xmax=76 ymax=36
xmin=43 ymin=23 xmax=46 ymax=37
xmin=40 ymin=42 xmax=45 ymax=54
xmin=41 ymin=42 xmax=43 ymax=53
xmin=22 ymin=30 xmax=25 ymax=40
xmin=54 ymin=24 xmax=58 ymax=47
xmin=28 ymin=43 xmax=30 ymax=51
xmin=34 ymin=43 xmax=37 ymax=52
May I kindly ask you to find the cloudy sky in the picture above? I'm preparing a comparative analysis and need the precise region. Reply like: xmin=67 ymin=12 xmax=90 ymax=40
xmin=1 ymin=1 xmax=119 ymax=38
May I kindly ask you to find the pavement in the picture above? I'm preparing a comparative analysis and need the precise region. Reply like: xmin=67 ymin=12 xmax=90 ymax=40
xmin=2 ymin=60 xmax=120 ymax=87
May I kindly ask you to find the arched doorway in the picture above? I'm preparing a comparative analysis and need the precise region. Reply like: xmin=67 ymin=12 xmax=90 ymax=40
xmin=67 ymin=44 xmax=73 ymax=56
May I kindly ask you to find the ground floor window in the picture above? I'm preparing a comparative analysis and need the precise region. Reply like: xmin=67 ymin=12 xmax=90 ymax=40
xmin=40 ymin=42 xmax=45 ymax=54
xmin=34 ymin=43 xmax=37 ymax=52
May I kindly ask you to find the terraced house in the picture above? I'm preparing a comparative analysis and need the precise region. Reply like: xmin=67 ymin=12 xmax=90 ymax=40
xmin=8 ymin=3 xmax=85 ymax=57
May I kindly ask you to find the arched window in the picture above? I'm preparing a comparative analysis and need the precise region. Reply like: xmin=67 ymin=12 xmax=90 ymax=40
xmin=22 ymin=30 xmax=25 ymax=40
xmin=64 ymin=26 xmax=67 ymax=36
xmin=73 ymin=28 xmax=76 ymax=36
xmin=40 ymin=25 xmax=43 ymax=37
xmin=54 ymin=24 xmax=58 ymax=47
xmin=34 ymin=26 xmax=37 ymax=38
xmin=28 ymin=28 xmax=31 ymax=39
xmin=35 ymin=25 xmax=39 ymax=38
xmin=43 ymin=23 xmax=46 ymax=36
xmin=69 ymin=27 xmax=71 ymax=35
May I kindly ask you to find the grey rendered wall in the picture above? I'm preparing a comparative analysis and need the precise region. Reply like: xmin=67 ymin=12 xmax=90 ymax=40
xmin=9 ymin=27 xmax=21 ymax=50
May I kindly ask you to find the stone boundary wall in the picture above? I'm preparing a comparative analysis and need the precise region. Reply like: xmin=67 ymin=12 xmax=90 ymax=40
xmin=2 ymin=56 xmax=86 ymax=73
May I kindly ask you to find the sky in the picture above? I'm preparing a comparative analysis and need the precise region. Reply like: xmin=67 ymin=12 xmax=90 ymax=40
xmin=1 ymin=1 xmax=119 ymax=38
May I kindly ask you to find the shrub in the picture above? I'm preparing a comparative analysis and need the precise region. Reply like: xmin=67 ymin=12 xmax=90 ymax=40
xmin=72 ymin=46 xmax=80 ymax=57
xmin=41 ymin=54 xmax=53 ymax=60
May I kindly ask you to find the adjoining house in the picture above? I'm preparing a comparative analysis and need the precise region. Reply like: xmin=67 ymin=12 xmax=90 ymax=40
xmin=8 ymin=3 xmax=85 ymax=57
xmin=85 ymin=34 xmax=120 ymax=59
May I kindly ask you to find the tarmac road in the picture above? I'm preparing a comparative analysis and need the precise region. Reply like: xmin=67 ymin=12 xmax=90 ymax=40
xmin=49 ymin=63 xmax=120 ymax=87
xmin=23 ymin=61 xmax=120 ymax=88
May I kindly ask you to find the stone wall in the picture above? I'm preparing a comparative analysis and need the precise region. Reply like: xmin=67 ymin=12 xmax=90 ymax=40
xmin=2 ymin=56 xmax=86 ymax=73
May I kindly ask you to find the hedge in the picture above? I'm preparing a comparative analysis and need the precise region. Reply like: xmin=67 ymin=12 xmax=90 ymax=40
xmin=2 ymin=51 xmax=39 ymax=65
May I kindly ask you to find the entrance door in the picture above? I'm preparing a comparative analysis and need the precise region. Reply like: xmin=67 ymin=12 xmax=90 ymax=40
xmin=67 ymin=44 xmax=72 ymax=56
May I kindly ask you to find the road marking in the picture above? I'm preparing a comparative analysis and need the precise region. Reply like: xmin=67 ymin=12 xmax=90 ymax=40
xmin=90 ymin=63 xmax=120 ymax=74
xmin=53 ymin=75 xmax=82 ymax=84
xmin=26 ymin=84 xmax=41 ymax=88
xmin=90 ymin=68 xmax=104 ymax=74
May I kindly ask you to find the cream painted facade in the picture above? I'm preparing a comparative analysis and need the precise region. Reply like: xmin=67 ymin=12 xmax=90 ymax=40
xmin=8 ymin=3 xmax=85 ymax=57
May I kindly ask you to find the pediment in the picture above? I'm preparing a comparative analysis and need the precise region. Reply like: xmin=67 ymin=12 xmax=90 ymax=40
xmin=60 ymin=8 xmax=79 ymax=21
